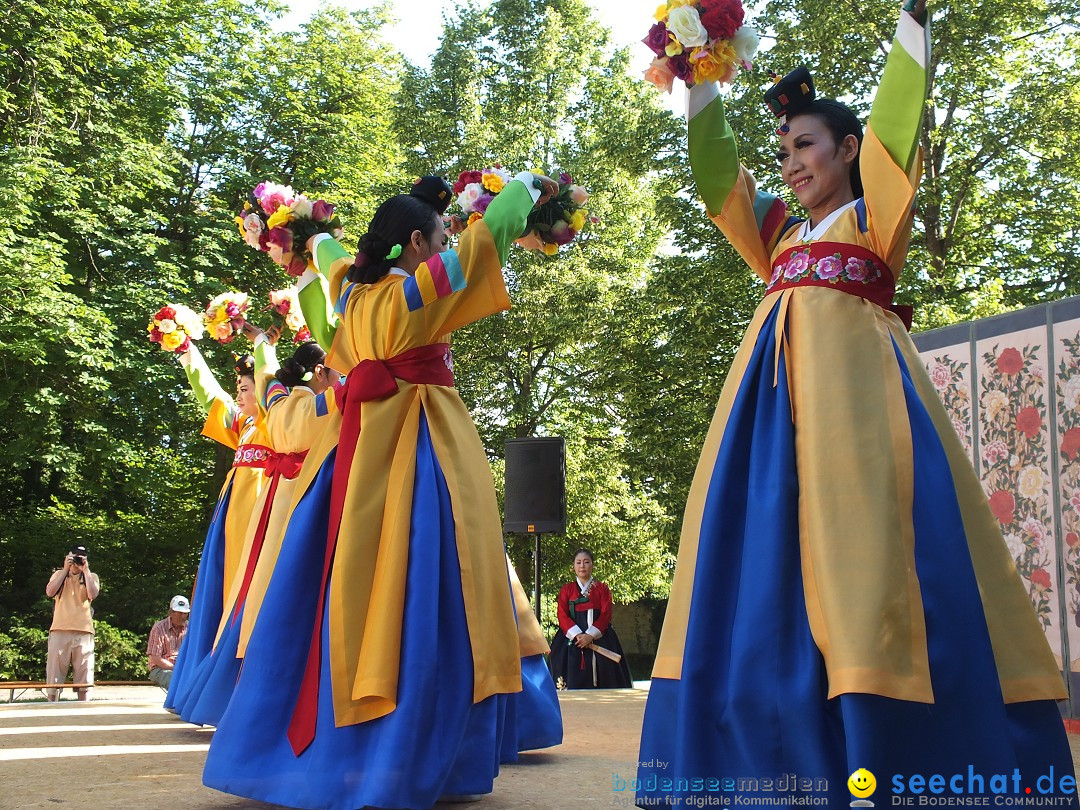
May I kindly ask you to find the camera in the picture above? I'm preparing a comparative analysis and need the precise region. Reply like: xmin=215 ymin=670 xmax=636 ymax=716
xmin=71 ymin=555 xmax=85 ymax=566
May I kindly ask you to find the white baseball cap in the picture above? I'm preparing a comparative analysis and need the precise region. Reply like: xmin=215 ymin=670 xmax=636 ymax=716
xmin=170 ymin=595 xmax=191 ymax=613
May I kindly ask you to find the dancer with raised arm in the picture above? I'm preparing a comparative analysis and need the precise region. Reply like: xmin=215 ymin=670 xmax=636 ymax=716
xmin=636 ymin=2 xmax=1074 ymax=806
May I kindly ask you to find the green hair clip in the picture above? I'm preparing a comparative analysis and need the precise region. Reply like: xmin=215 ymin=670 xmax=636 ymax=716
xmin=386 ymin=244 xmax=403 ymax=260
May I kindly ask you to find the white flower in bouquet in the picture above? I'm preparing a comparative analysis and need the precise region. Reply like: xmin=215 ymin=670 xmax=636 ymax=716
xmin=242 ymin=213 xmax=264 ymax=249
xmin=667 ymin=6 xmax=709 ymax=48
xmin=731 ymin=26 xmax=760 ymax=67
xmin=457 ymin=182 xmax=484 ymax=213
xmin=290 ymin=195 xmax=314 ymax=219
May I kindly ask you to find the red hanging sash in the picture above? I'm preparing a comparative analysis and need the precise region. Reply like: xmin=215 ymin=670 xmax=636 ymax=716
xmin=229 ymin=450 xmax=308 ymax=626
xmin=287 ymin=343 xmax=455 ymax=756
xmin=766 ymin=242 xmax=913 ymax=330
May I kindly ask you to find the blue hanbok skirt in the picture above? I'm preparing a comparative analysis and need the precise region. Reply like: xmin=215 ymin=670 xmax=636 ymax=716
xmin=164 ymin=482 xmax=230 ymax=713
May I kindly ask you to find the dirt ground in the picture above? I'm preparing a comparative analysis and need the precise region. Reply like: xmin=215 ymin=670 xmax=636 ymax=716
xmin=0 ymin=685 xmax=1077 ymax=810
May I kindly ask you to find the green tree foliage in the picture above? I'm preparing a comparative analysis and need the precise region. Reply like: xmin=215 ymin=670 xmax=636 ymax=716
xmin=0 ymin=0 xmax=405 ymax=672
xmin=395 ymin=0 xmax=679 ymax=602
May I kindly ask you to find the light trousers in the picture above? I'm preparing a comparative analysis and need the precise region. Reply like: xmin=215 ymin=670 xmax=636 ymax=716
xmin=45 ymin=630 xmax=95 ymax=701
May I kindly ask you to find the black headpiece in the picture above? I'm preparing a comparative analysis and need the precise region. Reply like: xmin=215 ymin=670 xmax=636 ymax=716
xmin=233 ymin=353 xmax=255 ymax=377
xmin=410 ymin=176 xmax=453 ymax=215
xmin=764 ymin=66 xmax=816 ymax=135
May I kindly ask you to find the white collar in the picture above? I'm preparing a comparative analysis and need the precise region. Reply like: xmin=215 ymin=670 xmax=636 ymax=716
xmin=291 ymin=385 xmax=314 ymax=394
xmin=387 ymin=267 xmax=408 ymax=278
xmin=796 ymin=198 xmax=859 ymax=242
xmin=576 ymin=576 xmax=593 ymax=593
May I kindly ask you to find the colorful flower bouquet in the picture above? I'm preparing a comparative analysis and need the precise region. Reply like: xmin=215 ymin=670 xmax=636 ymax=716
xmin=267 ymin=287 xmax=312 ymax=344
xmin=643 ymin=0 xmax=759 ymax=92
xmin=205 ymin=292 xmax=250 ymax=344
xmin=147 ymin=304 xmax=204 ymax=354
xmin=236 ymin=181 xmax=343 ymax=277
xmin=452 ymin=168 xmax=594 ymax=256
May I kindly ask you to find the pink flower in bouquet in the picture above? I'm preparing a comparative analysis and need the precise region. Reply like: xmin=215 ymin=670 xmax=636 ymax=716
xmin=215 ymin=322 xmax=234 ymax=342
xmin=473 ymin=193 xmax=496 ymax=214
xmin=550 ymin=220 xmax=575 ymax=246
xmin=668 ymin=52 xmax=693 ymax=82
xmin=295 ymin=325 xmax=312 ymax=344
xmin=312 ymin=199 xmax=335 ymax=222
xmin=568 ymin=185 xmax=589 ymax=205
xmin=267 ymin=226 xmax=293 ymax=252
xmin=177 ymin=336 xmax=191 ymax=354
xmin=644 ymin=22 xmax=671 ymax=58
xmin=286 ymin=255 xmax=307 ymax=277
xmin=149 ymin=327 xmax=163 ymax=343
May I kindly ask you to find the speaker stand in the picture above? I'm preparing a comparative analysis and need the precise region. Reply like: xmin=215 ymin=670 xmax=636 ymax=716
xmin=532 ymin=533 xmax=542 ymax=625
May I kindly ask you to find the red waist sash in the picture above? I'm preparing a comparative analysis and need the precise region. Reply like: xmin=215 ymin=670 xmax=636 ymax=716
xmin=229 ymin=450 xmax=309 ymax=626
xmin=232 ymin=444 xmax=272 ymax=469
xmin=287 ymin=343 xmax=456 ymax=755
xmin=766 ymin=242 xmax=912 ymax=330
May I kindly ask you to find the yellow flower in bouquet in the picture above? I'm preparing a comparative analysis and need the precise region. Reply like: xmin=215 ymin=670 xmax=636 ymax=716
xmin=570 ymin=209 xmax=587 ymax=232
xmin=692 ymin=41 xmax=738 ymax=85
xmin=266 ymin=205 xmax=293 ymax=230
xmin=161 ymin=331 xmax=185 ymax=352
xmin=542 ymin=242 xmax=559 ymax=256
xmin=482 ymin=172 xmax=506 ymax=193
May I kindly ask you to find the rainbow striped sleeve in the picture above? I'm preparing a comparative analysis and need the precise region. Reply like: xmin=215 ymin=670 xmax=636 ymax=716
xmin=862 ymin=11 xmax=930 ymax=268
xmin=687 ymin=82 xmax=791 ymax=282
xmin=401 ymin=250 xmax=467 ymax=312
xmin=263 ymin=379 xmax=289 ymax=413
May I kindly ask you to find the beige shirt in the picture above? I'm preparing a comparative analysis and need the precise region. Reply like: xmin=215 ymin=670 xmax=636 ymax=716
xmin=49 ymin=571 xmax=98 ymax=634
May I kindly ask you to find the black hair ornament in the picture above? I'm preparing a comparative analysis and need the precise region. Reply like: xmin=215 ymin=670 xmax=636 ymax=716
xmin=764 ymin=66 xmax=816 ymax=136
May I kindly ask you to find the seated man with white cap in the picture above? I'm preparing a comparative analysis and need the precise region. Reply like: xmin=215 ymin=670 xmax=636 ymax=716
xmin=147 ymin=595 xmax=190 ymax=689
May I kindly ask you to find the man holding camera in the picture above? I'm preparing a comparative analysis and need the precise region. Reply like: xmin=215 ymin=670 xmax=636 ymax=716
xmin=43 ymin=545 xmax=100 ymax=701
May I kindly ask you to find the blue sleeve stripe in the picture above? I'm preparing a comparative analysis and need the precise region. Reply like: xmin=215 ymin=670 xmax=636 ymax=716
xmin=403 ymin=276 xmax=424 ymax=311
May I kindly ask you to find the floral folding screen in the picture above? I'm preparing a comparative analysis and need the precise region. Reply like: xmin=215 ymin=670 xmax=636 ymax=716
xmin=914 ymin=297 xmax=1080 ymax=715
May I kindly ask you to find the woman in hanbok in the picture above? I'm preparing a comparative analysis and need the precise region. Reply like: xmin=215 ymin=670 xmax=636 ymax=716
xmin=636 ymin=1 xmax=1075 ymax=806
xmin=204 ymin=172 xmax=560 ymax=809
xmin=165 ymin=348 xmax=269 ymax=713
xmin=179 ymin=330 xmax=340 ymax=726
xmin=548 ymin=548 xmax=632 ymax=689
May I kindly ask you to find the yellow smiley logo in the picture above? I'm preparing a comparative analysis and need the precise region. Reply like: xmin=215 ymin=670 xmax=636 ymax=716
xmin=848 ymin=768 xmax=877 ymax=798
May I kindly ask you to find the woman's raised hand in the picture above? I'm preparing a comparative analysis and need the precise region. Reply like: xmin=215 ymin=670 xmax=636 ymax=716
xmin=903 ymin=0 xmax=927 ymax=20
xmin=240 ymin=320 xmax=264 ymax=342
xmin=534 ymin=174 xmax=559 ymax=206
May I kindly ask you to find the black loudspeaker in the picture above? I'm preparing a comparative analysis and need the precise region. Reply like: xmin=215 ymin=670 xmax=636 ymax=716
xmin=503 ymin=437 xmax=566 ymax=534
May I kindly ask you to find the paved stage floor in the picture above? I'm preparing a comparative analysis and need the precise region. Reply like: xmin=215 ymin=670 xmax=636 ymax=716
xmin=1 ymin=685 xmax=1077 ymax=809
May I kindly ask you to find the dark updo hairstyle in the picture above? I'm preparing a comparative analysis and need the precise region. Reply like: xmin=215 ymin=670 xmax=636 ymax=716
xmin=275 ymin=341 xmax=327 ymax=388
xmin=765 ymin=66 xmax=864 ymax=199
xmin=573 ymin=547 xmax=595 ymax=563
xmin=234 ymin=353 xmax=255 ymax=381
xmin=348 ymin=176 xmax=453 ymax=284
